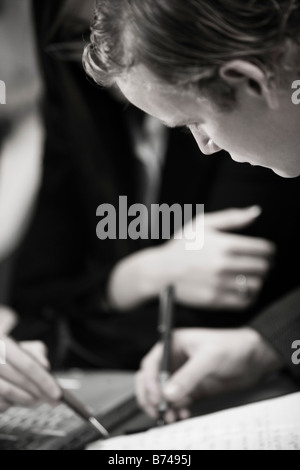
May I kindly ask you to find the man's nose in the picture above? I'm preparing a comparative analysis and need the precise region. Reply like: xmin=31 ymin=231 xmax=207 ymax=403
xmin=190 ymin=129 xmax=222 ymax=155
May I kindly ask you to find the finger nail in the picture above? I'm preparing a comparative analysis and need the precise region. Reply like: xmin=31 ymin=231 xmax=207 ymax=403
xmin=48 ymin=384 xmax=62 ymax=401
xmin=249 ymin=206 xmax=262 ymax=217
xmin=165 ymin=410 xmax=177 ymax=424
xmin=179 ymin=409 xmax=191 ymax=420
xmin=41 ymin=358 xmax=50 ymax=369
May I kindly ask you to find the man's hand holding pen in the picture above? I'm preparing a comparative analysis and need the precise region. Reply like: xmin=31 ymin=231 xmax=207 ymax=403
xmin=136 ymin=328 xmax=283 ymax=424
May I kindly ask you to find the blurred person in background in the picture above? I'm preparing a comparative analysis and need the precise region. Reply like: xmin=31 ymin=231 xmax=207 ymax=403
xmin=1 ymin=0 xmax=300 ymax=416
xmin=0 ymin=0 xmax=62 ymax=412
xmin=0 ymin=0 xmax=42 ymax=298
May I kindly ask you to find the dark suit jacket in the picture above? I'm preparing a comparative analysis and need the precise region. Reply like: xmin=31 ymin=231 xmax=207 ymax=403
xmin=9 ymin=0 xmax=300 ymax=381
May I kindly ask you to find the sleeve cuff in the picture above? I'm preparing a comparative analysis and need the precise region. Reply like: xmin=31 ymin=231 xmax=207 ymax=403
xmin=250 ymin=289 xmax=300 ymax=382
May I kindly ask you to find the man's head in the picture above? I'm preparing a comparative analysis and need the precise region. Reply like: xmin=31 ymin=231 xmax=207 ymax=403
xmin=84 ymin=0 xmax=300 ymax=177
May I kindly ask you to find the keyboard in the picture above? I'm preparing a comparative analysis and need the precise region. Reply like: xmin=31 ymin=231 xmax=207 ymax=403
xmin=0 ymin=370 xmax=138 ymax=450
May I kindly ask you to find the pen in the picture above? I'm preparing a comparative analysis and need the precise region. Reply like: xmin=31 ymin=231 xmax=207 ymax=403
xmin=20 ymin=342 xmax=110 ymax=439
xmin=157 ymin=285 xmax=175 ymax=426
xmin=61 ymin=388 xmax=110 ymax=439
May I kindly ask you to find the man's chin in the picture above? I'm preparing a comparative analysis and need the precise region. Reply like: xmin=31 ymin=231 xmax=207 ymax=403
xmin=272 ymin=168 xmax=300 ymax=178
xmin=230 ymin=154 xmax=300 ymax=179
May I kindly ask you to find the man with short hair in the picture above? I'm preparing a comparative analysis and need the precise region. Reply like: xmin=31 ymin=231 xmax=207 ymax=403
xmin=84 ymin=0 xmax=300 ymax=422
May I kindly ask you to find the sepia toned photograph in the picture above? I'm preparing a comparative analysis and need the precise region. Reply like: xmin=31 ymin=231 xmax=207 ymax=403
xmin=0 ymin=0 xmax=299 ymax=454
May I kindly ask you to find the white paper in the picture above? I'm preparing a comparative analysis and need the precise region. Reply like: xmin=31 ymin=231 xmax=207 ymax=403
xmin=88 ymin=392 xmax=300 ymax=451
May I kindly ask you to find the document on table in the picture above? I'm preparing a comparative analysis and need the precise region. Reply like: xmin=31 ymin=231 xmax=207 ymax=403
xmin=87 ymin=392 xmax=300 ymax=450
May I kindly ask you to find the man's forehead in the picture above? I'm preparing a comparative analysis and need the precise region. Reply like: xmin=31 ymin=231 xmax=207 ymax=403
xmin=122 ymin=64 xmax=213 ymax=105
xmin=118 ymin=64 xmax=177 ymax=94
xmin=117 ymin=66 xmax=214 ymax=129
xmin=118 ymin=80 xmax=185 ymax=124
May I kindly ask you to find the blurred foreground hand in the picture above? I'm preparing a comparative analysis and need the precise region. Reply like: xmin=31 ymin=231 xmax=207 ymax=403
xmin=0 ymin=306 xmax=18 ymax=336
xmin=165 ymin=206 xmax=275 ymax=310
xmin=109 ymin=206 xmax=276 ymax=312
xmin=0 ymin=337 xmax=61 ymax=412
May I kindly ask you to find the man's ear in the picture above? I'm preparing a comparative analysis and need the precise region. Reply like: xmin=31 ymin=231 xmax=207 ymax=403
xmin=219 ymin=60 xmax=278 ymax=109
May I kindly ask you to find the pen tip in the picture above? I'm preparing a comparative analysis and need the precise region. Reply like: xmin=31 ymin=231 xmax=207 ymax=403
xmin=89 ymin=417 xmax=110 ymax=438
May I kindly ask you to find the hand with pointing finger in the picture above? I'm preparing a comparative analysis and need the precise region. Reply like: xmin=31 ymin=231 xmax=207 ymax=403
xmin=0 ymin=337 xmax=62 ymax=412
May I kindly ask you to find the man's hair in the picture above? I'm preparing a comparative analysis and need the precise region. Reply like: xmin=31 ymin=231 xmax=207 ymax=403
xmin=83 ymin=0 xmax=300 ymax=106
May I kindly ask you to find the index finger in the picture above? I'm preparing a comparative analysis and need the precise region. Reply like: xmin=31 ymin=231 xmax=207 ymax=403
xmin=5 ymin=338 xmax=61 ymax=401
xmin=226 ymin=234 xmax=276 ymax=257
xmin=141 ymin=343 xmax=163 ymax=407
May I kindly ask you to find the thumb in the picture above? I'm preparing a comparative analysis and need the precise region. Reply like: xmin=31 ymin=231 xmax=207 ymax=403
xmin=163 ymin=357 xmax=205 ymax=405
xmin=206 ymin=206 xmax=262 ymax=231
